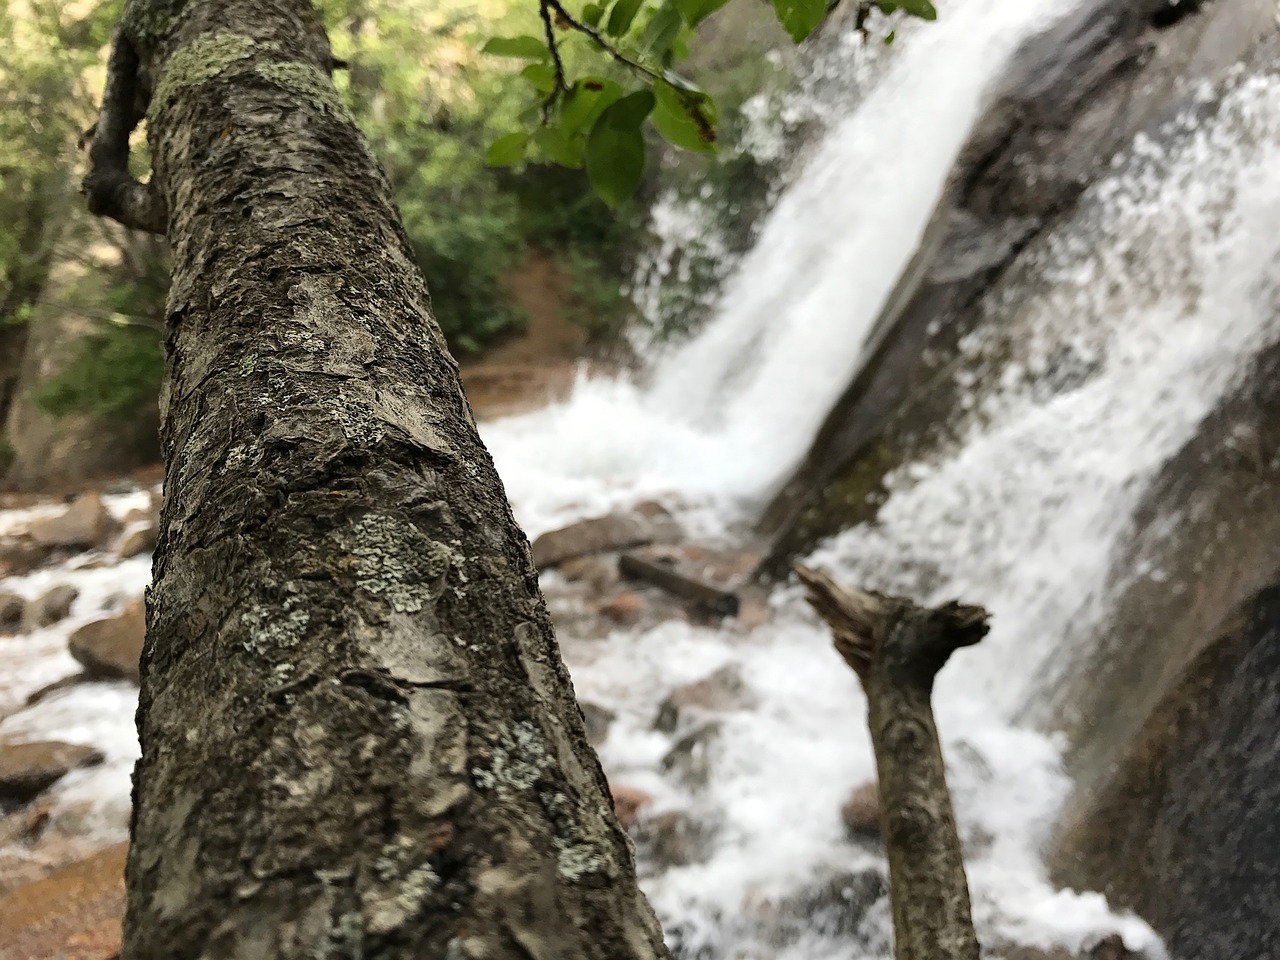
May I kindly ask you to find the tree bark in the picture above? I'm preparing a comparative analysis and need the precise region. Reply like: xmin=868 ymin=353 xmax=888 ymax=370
xmin=86 ymin=2 xmax=670 ymax=957
xmin=795 ymin=563 xmax=987 ymax=960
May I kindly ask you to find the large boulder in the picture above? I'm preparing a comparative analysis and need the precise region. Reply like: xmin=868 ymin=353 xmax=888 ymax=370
xmin=531 ymin=504 xmax=680 ymax=569
xmin=67 ymin=599 xmax=145 ymax=684
xmin=1050 ymin=585 xmax=1280 ymax=960
xmin=25 ymin=493 xmax=117 ymax=551
xmin=0 ymin=740 xmax=104 ymax=804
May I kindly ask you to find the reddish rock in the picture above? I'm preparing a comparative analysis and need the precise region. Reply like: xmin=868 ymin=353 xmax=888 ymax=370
xmin=654 ymin=664 xmax=753 ymax=733
xmin=23 ymin=584 xmax=79 ymax=632
xmin=0 ymin=740 xmax=105 ymax=804
xmin=0 ymin=842 xmax=127 ymax=960
xmin=841 ymin=781 xmax=881 ymax=839
xmin=26 ymin=494 xmax=118 ymax=551
xmin=610 ymin=785 xmax=653 ymax=831
xmin=598 ymin=592 xmax=647 ymax=625
xmin=0 ymin=538 xmax=55 ymax=578
xmin=68 ymin=599 xmax=145 ymax=683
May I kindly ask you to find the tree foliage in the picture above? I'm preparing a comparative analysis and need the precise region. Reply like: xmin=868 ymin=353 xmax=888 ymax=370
xmin=483 ymin=0 xmax=936 ymax=204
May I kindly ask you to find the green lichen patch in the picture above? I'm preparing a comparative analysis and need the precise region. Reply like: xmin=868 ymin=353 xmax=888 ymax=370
xmin=255 ymin=61 xmax=353 ymax=123
xmin=347 ymin=512 xmax=455 ymax=613
xmin=148 ymin=31 xmax=258 ymax=122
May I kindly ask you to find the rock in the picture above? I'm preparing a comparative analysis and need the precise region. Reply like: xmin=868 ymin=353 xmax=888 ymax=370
xmin=67 ymin=599 xmax=145 ymax=683
xmin=25 ymin=674 xmax=93 ymax=706
xmin=0 ymin=591 xmax=25 ymax=634
xmin=609 ymin=785 xmax=652 ymax=831
xmin=25 ymin=494 xmax=118 ymax=550
xmin=654 ymin=664 xmax=753 ymax=733
xmin=23 ymin=584 xmax=79 ymax=631
xmin=758 ymin=869 xmax=888 ymax=945
xmin=0 ymin=538 xmax=55 ymax=578
xmin=0 ymin=740 xmax=104 ymax=804
xmin=0 ymin=841 xmax=128 ymax=959
xmin=578 ymin=701 xmax=615 ymax=746
xmin=597 ymin=592 xmax=647 ymax=626
xmin=1087 ymin=935 xmax=1141 ymax=960
xmin=115 ymin=523 xmax=157 ymax=559
xmin=558 ymin=554 xmax=620 ymax=592
xmin=633 ymin=810 xmax=713 ymax=870
xmin=996 ymin=947 xmax=1074 ymax=960
xmin=840 ymin=780 xmax=881 ymax=840
xmin=661 ymin=722 xmax=720 ymax=788
xmin=531 ymin=506 xmax=680 ymax=569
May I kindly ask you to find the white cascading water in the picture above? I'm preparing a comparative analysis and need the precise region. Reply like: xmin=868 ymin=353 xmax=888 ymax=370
xmin=480 ymin=8 xmax=1280 ymax=960
xmin=3 ymin=2 xmax=1279 ymax=957
xmin=483 ymin=0 xmax=1088 ymax=539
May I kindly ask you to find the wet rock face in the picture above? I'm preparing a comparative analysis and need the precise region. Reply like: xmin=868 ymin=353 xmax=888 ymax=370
xmin=760 ymin=0 xmax=1279 ymax=564
xmin=1052 ymin=585 xmax=1280 ymax=960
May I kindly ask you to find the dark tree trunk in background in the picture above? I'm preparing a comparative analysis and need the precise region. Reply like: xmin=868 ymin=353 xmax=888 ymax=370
xmin=86 ymin=2 xmax=669 ymax=957
xmin=797 ymin=564 xmax=986 ymax=960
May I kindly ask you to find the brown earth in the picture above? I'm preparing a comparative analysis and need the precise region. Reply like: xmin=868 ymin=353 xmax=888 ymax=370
xmin=0 ymin=842 xmax=126 ymax=960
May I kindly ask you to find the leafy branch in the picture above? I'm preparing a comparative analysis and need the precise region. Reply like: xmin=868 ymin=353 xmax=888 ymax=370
xmin=483 ymin=0 xmax=938 ymax=205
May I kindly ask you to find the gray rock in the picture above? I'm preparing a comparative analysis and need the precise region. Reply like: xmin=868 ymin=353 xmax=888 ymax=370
xmin=0 ymin=592 xmax=25 ymax=635
xmin=654 ymin=664 xmax=753 ymax=733
xmin=22 ymin=584 xmax=79 ymax=631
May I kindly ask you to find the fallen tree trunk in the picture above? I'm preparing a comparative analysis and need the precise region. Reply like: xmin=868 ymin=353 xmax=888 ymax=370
xmin=795 ymin=563 xmax=987 ymax=960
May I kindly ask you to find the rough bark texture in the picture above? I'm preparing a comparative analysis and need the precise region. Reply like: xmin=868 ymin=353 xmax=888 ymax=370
xmin=87 ymin=2 xmax=670 ymax=958
xmin=796 ymin=564 xmax=986 ymax=960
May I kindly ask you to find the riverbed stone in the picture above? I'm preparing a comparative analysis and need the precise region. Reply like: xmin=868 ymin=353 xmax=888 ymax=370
xmin=23 ymin=584 xmax=79 ymax=631
xmin=67 ymin=599 xmax=145 ymax=683
xmin=25 ymin=493 xmax=117 ymax=550
xmin=0 ymin=740 xmax=104 ymax=804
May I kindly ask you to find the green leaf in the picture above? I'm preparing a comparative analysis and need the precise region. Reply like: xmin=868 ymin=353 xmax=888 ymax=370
xmin=674 ymin=0 xmax=731 ymax=26
xmin=876 ymin=0 xmax=937 ymax=19
xmin=534 ymin=126 xmax=584 ymax=168
xmin=480 ymin=35 xmax=551 ymax=59
xmin=884 ymin=28 xmax=896 ymax=44
xmin=639 ymin=6 xmax=684 ymax=57
xmin=772 ymin=0 xmax=826 ymax=42
xmin=521 ymin=62 xmax=556 ymax=94
xmin=585 ymin=90 xmax=654 ymax=207
xmin=561 ymin=77 xmax=624 ymax=137
xmin=651 ymin=81 xmax=716 ymax=154
xmin=606 ymin=0 xmax=645 ymax=36
xmin=486 ymin=131 xmax=529 ymax=167
xmin=582 ymin=2 xmax=606 ymax=25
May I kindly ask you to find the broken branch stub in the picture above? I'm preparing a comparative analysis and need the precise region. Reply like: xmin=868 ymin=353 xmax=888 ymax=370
xmin=794 ymin=562 xmax=989 ymax=960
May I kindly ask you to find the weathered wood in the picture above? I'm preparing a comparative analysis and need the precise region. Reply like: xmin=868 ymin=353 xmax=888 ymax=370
xmin=795 ymin=563 xmax=987 ymax=960
xmin=619 ymin=553 xmax=740 ymax=617
xmin=85 ymin=2 xmax=670 ymax=958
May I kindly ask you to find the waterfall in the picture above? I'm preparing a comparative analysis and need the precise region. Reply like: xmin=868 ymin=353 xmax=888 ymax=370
xmin=482 ymin=6 xmax=1280 ymax=960
xmin=482 ymin=0 xmax=1084 ymax=538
